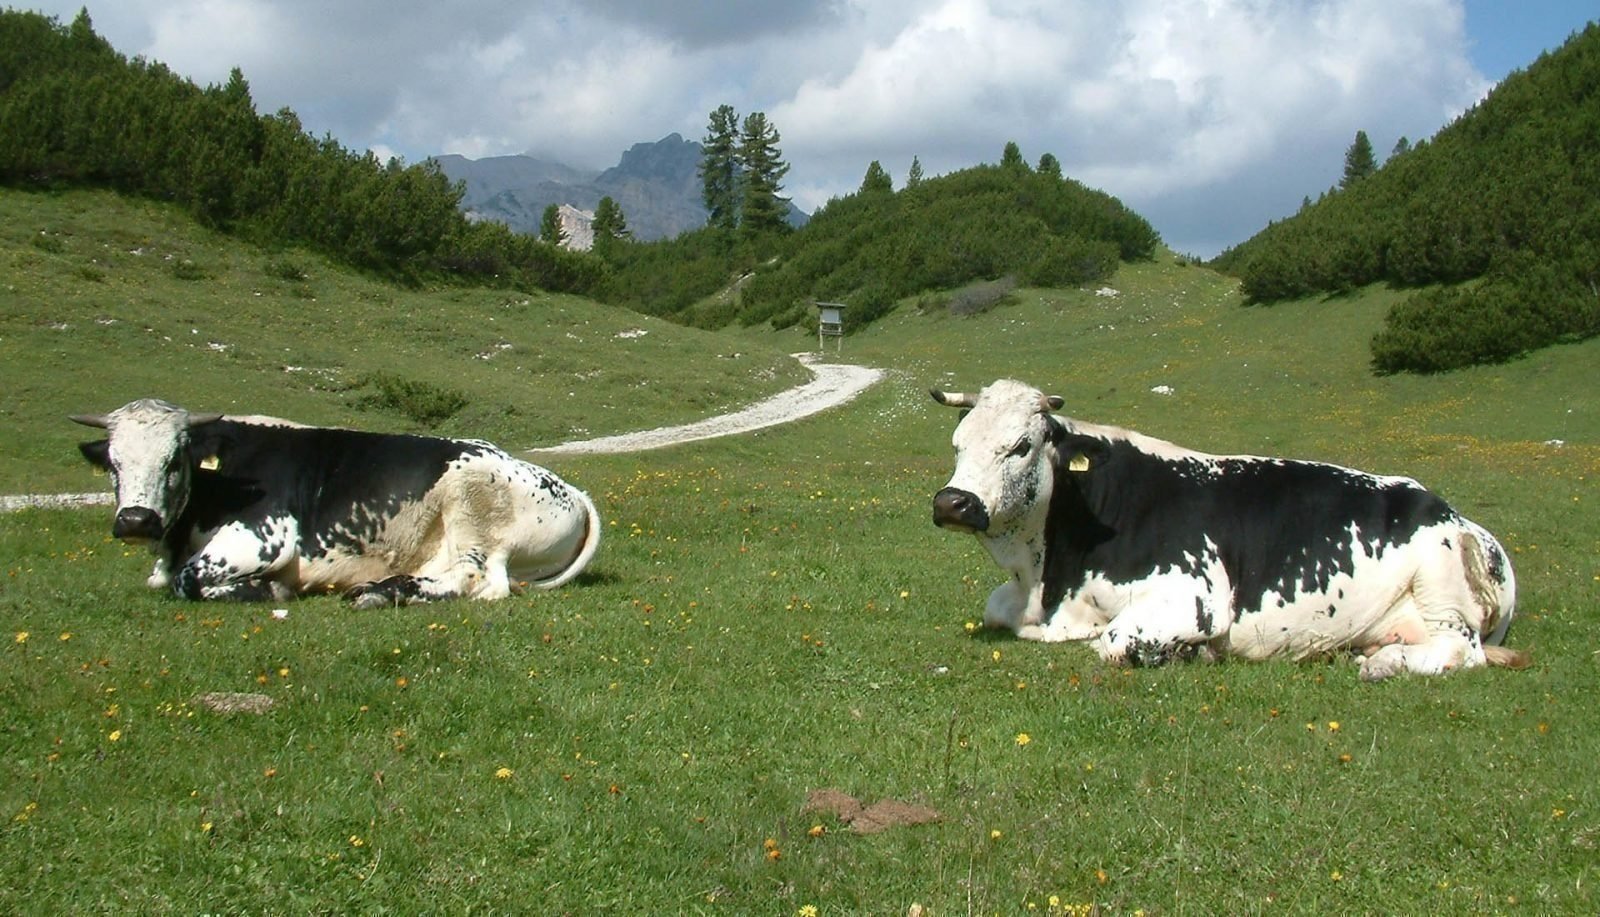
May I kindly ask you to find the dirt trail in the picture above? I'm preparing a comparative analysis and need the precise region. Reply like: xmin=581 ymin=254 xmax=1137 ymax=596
xmin=1 ymin=355 xmax=885 ymax=511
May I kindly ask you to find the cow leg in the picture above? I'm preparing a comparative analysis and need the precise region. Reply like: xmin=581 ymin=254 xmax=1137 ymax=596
xmin=1016 ymin=596 xmax=1107 ymax=642
xmin=1094 ymin=592 xmax=1229 ymax=667
xmin=982 ymin=580 xmax=1028 ymax=631
xmin=174 ymin=518 xmax=299 ymax=602
xmin=1358 ymin=626 xmax=1483 ymax=681
xmin=346 ymin=548 xmax=492 ymax=609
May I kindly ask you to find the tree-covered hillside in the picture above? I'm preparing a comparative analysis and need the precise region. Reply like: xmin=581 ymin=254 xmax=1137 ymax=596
xmin=600 ymin=147 xmax=1160 ymax=331
xmin=0 ymin=9 xmax=602 ymax=294
xmin=1213 ymin=22 xmax=1600 ymax=373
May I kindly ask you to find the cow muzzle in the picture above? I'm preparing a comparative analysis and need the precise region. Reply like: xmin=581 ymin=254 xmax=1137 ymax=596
xmin=112 ymin=506 xmax=163 ymax=543
xmin=933 ymin=487 xmax=989 ymax=533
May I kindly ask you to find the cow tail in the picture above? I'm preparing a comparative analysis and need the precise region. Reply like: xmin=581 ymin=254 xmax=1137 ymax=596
xmin=529 ymin=487 xmax=602 ymax=590
xmin=1484 ymin=645 xmax=1532 ymax=670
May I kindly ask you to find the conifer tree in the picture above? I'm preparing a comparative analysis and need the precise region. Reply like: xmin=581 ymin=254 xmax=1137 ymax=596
xmin=859 ymin=160 xmax=893 ymax=194
xmin=1001 ymin=141 xmax=1027 ymax=171
xmin=539 ymin=203 xmax=565 ymax=246
xmin=1341 ymin=130 xmax=1377 ymax=188
xmin=699 ymin=104 xmax=740 ymax=231
xmin=592 ymin=195 xmax=628 ymax=240
xmin=737 ymin=111 xmax=791 ymax=236
xmin=1037 ymin=152 xmax=1062 ymax=179
xmin=906 ymin=155 xmax=925 ymax=188
xmin=591 ymin=195 xmax=628 ymax=257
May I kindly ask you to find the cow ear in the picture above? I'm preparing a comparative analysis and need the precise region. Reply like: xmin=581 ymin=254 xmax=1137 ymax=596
xmin=1057 ymin=433 xmax=1110 ymax=473
xmin=186 ymin=427 xmax=227 ymax=469
xmin=1045 ymin=395 xmax=1064 ymax=411
xmin=78 ymin=439 xmax=111 ymax=470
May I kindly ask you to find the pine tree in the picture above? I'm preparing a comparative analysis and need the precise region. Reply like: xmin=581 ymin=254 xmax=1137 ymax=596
xmin=699 ymin=104 xmax=740 ymax=232
xmin=1391 ymin=136 xmax=1411 ymax=159
xmin=1341 ymin=130 xmax=1376 ymax=189
xmin=1001 ymin=141 xmax=1027 ymax=171
xmin=859 ymin=160 xmax=893 ymax=194
xmin=591 ymin=195 xmax=628 ymax=257
xmin=906 ymin=155 xmax=925 ymax=188
xmin=539 ymin=203 xmax=565 ymax=246
xmin=593 ymin=195 xmax=628 ymax=240
xmin=737 ymin=111 xmax=791 ymax=236
xmin=1037 ymin=152 xmax=1062 ymax=180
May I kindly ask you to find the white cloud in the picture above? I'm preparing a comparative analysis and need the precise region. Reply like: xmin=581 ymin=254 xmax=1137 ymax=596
xmin=20 ymin=0 xmax=1501 ymax=254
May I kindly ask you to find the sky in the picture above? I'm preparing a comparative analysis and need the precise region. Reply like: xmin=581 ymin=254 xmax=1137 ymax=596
xmin=18 ymin=1 xmax=1597 ymax=257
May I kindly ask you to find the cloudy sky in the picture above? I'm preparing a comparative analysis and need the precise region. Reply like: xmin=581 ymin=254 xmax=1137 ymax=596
xmin=21 ymin=0 xmax=1596 ymax=256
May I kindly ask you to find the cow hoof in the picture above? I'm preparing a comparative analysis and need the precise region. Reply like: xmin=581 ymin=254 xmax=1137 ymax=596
xmin=351 ymin=592 xmax=393 ymax=610
xmin=1359 ymin=646 xmax=1406 ymax=682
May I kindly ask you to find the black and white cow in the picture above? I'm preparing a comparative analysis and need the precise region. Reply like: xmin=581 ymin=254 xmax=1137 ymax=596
xmin=72 ymin=399 xmax=600 ymax=607
xmin=930 ymin=380 xmax=1525 ymax=681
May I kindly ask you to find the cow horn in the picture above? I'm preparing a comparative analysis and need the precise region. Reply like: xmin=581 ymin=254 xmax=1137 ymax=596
xmin=930 ymin=389 xmax=978 ymax=408
xmin=186 ymin=412 xmax=224 ymax=427
xmin=68 ymin=413 xmax=110 ymax=429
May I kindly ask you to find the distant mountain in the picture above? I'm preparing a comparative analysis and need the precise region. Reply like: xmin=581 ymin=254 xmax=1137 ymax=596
xmin=433 ymin=133 xmax=807 ymax=244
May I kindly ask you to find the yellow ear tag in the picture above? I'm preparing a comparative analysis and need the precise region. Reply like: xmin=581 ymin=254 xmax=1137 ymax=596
xmin=1068 ymin=453 xmax=1091 ymax=473
xmin=200 ymin=455 xmax=220 ymax=471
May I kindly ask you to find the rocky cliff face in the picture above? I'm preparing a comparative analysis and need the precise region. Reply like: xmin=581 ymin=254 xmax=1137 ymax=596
xmin=437 ymin=134 xmax=705 ymax=242
xmin=434 ymin=133 xmax=806 ymax=243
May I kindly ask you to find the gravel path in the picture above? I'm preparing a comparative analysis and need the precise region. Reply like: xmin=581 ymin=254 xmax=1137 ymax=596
xmin=530 ymin=354 xmax=884 ymax=455
xmin=1 ymin=355 xmax=885 ymax=511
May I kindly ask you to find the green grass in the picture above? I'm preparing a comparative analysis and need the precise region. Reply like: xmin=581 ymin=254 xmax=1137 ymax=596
xmin=3 ymin=193 xmax=1598 ymax=913
xmin=0 ymin=189 xmax=809 ymax=493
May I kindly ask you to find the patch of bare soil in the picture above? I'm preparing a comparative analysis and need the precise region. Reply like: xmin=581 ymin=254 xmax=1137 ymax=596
xmin=802 ymin=787 xmax=941 ymax=834
xmin=193 ymin=692 xmax=275 ymax=715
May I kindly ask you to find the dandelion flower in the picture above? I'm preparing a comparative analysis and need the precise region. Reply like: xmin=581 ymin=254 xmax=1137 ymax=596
xmin=1016 ymin=732 xmax=1032 ymax=747
xmin=495 ymin=767 xmax=513 ymax=780
xmin=990 ymin=829 xmax=1002 ymax=840
xmin=992 ymin=649 xmax=1002 ymax=662
xmin=201 ymin=821 xmax=213 ymax=833
xmin=807 ymin=824 xmax=825 ymax=838
xmin=13 ymin=632 xmax=26 ymax=644
xmin=350 ymin=835 xmax=365 ymax=848
xmin=1328 ymin=721 xmax=1341 ymax=732
xmin=798 ymin=906 xmax=819 ymax=917
xmin=107 ymin=730 xmax=122 ymax=743
xmin=59 ymin=632 xmax=72 ymax=641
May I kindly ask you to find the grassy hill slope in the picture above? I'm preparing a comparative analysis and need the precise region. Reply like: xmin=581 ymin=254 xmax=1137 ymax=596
xmin=2 ymin=197 xmax=1596 ymax=912
xmin=0 ymin=189 xmax=809 ymax=492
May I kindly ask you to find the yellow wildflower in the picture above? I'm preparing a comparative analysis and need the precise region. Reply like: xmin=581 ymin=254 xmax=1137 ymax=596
xmin=1016 ymin=732 xmax=1032 ymax=747
xmin=495 ymin=767 xmax=514 ymax=780
xmin=14 ymin=632 xmax=26 ymax=644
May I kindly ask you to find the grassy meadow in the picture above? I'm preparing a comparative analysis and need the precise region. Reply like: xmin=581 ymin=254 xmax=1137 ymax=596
xmin=2 ymin=189 xmax=1598 ymax=914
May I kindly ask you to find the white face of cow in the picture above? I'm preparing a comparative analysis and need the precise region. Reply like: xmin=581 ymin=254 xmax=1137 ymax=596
xmin=932 ymin=380 xmax=1065 ymax=535
xmin=71 ymin=399 xmax=220 ymax=544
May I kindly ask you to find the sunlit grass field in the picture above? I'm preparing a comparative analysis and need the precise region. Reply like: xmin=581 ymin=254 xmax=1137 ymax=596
xmin=3 ymin=190 xmax=1597 ymax=913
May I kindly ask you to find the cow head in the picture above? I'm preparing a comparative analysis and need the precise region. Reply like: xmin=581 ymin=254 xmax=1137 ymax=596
xmin=931 ymin=380 xmax=1065 ymax=535
xmin=71 ymin=399 xmax=222 ymax=544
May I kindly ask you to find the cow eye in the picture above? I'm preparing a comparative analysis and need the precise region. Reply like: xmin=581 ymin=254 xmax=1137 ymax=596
xmin=1006 ymin=437 xmax=1032 ymax=459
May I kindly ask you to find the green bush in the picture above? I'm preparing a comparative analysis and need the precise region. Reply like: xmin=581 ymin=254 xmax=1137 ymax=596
xmin=352 ymin=373 xmax=468 ymax=426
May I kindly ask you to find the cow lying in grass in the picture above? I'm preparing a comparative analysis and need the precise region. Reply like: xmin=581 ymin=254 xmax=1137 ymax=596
xmin=930 ymin=380 xmax=1526 ymax=681
xmin=73 ymin=399 xmax=600 ymax=606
